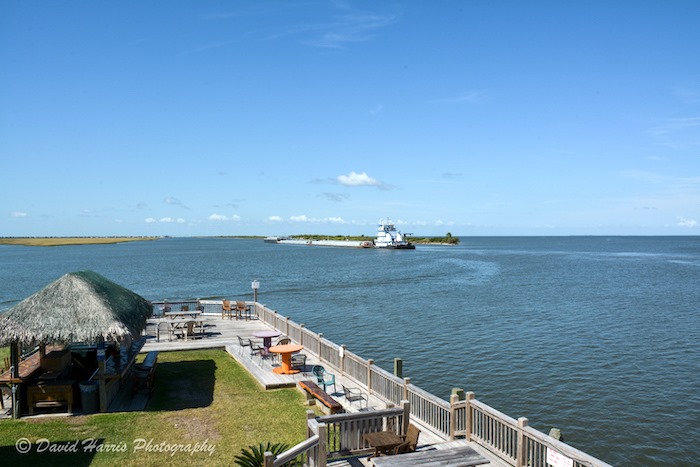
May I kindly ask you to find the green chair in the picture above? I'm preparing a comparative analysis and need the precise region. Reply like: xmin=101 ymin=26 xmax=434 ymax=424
xmin=312 ymin=365 xmax=336 ymax=393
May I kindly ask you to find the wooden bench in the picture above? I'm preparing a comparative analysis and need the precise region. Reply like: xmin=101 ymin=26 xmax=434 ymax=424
xmin=299 ymin=380 xmax=343 ymax=414
xmin=132 ymin=351 xmax=158 ymax=395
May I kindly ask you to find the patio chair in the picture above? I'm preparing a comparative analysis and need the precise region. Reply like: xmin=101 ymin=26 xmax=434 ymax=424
xmin=174 ymin=320 xmax=196 ymax=340
xmin=249 ymin=339 xmax=273 ymax=365
xmin=341 ymin=384 xmax=368 ymax=408
xmin=237 ymin=335 xmax=252 ymax=354
xmin=221 ymin=300 xmax=233 ymax=319
xmin=393 ymin=424 xmax=421 ymax=454
xmin=181 ymin=305 xmax=189 ymax=312
xmin=156 ymin=321 xmax=172 ymax=342
xmin=235 ymin=301 xmax=249 ymax=320
xmin=291 ymin=353 xmax=307 ymax=372
xmin=276 ymin=336 xmax=291 ymax=346
xmin=312 ymin=365 xmax=336 ymax=393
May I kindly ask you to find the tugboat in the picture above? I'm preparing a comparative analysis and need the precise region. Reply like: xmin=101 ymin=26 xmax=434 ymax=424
xmin=373 ymin=219 xmax=415 ymax=249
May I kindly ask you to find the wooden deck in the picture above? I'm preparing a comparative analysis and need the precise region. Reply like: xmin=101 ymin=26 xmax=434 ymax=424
xmin=139 ymin=315 xmax=507 ymax=466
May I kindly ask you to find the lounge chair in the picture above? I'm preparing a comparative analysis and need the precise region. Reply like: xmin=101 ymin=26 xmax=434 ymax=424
xmin=312 ymin=365 xmax=336 ymax=393
xmin=341 ymin=384 xmax=368 ymax=408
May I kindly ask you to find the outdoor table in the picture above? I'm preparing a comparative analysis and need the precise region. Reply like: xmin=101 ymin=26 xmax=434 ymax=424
xmin=164 ymin=310 xmax=202 ymax=319
xmin=252 ymin=330 xmax=282 ymax=350
xmin=363 ymin=431 xmax=405 ymax=459
xmin=170 ymin=319 xmax=204 ymax=340
xmin=371 ymin=444 xmax=490 ymax=466
xmin=269 ymin=344 xmax=304 ymax=374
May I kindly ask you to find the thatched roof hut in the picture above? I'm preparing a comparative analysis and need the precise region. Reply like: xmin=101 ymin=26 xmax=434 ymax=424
xmin=0 ymin=270 xmax=152 ymax=346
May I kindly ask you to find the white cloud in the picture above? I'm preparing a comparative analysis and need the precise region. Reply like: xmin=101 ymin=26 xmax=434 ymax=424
xmin=160 ymin=217 xmax=174 ymax=223
xmin=145 ymin=218 xmax=157 ymax=223
xmin=268 ymin=216 xmax=283 ymax=222
xmin=677 ymin=217 xmax=698 ymax=227
xmin=337 ymin=171 xmax=381 ymax=187
xmin=290 ymin=215 xmax=308 ymax=222
xmin=209 ymin=214 xmax=241 ymax=222
xmin=11 ymin=211 xmax=28 ymax=218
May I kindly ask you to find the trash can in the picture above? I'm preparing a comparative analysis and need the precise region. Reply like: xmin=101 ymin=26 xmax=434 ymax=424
xmin=79 ymin=381 xmax=99 ymax=414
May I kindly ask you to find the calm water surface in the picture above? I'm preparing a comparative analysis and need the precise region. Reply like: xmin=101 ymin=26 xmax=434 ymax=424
xmin=1 ymin=237 xmax=699 ymax=466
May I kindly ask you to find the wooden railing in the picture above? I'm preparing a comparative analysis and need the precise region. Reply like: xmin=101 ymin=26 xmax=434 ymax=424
xmin=154 ymin=300 xmax=612 ymax=467
xmin=266 ymin=403 xmax=410 ymax=467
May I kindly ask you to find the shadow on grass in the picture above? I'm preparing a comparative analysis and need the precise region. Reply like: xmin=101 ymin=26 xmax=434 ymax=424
xmin=0 ymin=438 xmax=102 ymax=466
xmin=146 ymin=359 xmax=216 ymax=411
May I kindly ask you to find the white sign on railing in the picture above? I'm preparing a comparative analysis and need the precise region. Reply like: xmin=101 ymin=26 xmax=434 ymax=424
xmin=547 ymin=447 xmax=573 ymax=467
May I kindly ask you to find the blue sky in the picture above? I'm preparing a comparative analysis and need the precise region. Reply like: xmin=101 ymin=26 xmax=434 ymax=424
xmin=2 ymin=1 xmax=699 ymax=237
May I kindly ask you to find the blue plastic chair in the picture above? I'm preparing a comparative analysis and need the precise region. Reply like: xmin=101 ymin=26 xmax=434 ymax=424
xmin=312 ymin=365 xmax=336 ymax=393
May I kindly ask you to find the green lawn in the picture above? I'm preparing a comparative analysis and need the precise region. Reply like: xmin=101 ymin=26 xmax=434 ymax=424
xmin=0 ymin=349 xmax=313 ymax=466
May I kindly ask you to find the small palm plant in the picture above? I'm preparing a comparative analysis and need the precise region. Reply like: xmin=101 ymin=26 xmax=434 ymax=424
xmin=233 ymin=442 xmax=290 ymax=467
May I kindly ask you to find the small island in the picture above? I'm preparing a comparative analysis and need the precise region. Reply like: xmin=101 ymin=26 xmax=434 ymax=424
xmin=0 ymin=237 xmax=160 ymax=247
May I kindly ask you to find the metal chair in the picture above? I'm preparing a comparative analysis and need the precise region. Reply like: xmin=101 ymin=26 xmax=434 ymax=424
xmin=341 ymin=384 xmax=368 ymax=408
xmin=237 ymin=335 xmax=252 ymax=354
xmin=291 ymin=353 xmax=307 ymax=372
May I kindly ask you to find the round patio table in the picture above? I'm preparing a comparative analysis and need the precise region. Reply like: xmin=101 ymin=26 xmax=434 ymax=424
xmin=252 ymin=330 xmax=282 ymax=349
xmin=269 ymin=344 xmax=304 ymax=374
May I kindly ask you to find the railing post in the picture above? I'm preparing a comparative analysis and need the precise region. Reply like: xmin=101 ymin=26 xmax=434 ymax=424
xmin=465 ymin=391 xmax=474 ymax=442
xmin=367 ymin=359 xmax=374 ymax=393
xmin=403 ymin=377 xmax=411 ymax=402
xmin=449 ymin=393 xmax=459 ymax=440
xmin=516 ymin=416 xmax=529 ymax=467
xmin=307 ymin=410 xmax=315 ymax=437
xmin=317 ymin=422 xmax=327 ymax=467
xmin=300 ymin=324 xmax=305 ymax=348
xmin=340 ymin=345 xmax=346 ymax=375
xmin=286 ymin=317 xmax=290 ymax=338
xmin=263 ymin=451 xmax=274 ymax=467
xmin=318 ymin=333 xmax=323 ymax=361
xmin=400 ymin=400 xmax=410 ymax=435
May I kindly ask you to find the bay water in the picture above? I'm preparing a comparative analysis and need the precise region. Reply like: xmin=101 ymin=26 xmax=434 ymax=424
xmin=1 ymin=236 xmax=699 ymax=466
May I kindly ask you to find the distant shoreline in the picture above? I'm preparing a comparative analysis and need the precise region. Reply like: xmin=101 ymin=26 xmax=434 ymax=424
xmin=0 ymin=237 xmax=160 ymax=247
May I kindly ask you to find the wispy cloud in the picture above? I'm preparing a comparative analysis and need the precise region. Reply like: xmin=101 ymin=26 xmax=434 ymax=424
xmin=321 ymin=192 xmax=350 ymax=202
xmin=302 ymin=12 xmax=398 ymax=49
xmin=431 ymin=91 xmax=486 ymax=104
xmin=164 ymin=196 xmax=188 ymax=209
xmin=649 ymin=117 xmax=700 ymax=136
xmin=441 ymin=172 xmax=462 ymax=180
xmin=369 ymin=104 xmax=384 ymax=115
xmin=268 ymin=216 xmax=283 ymax=222
xmin=11 ymin=211 xmax=28 ymax=218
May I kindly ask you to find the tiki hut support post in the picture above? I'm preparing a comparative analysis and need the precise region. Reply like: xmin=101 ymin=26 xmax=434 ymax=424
xmin=97 ymin=338 xmax=108 ymax=413
xmin=10 ymin=342 xmax=20 ymax=419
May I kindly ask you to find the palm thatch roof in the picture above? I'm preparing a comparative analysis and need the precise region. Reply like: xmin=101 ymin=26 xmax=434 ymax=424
xmin=0 ymin=270 xmax=152 ymax=346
